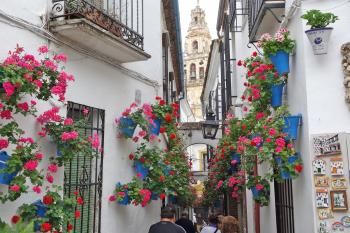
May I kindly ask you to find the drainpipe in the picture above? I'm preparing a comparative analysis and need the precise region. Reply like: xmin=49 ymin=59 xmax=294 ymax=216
xmin=280 ymin=0 xmax=302 ymax=28
xmin=172 ymin=0 xmax=185 ymax=100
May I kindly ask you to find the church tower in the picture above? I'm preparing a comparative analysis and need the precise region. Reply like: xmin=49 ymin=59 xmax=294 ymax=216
xmin=184 ymin=1 xmax=212 ymax=121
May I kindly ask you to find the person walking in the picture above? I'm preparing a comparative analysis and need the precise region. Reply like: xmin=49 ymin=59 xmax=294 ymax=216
xmin=148 ymin=205 xmax=186 ymax=233
xmin=200 ymin=214 xmax=221 ymax=233
xmin=175 ymin=212 xmax=196 ymax=233
xmin=221 ymin=216 xmax=239 ymax=233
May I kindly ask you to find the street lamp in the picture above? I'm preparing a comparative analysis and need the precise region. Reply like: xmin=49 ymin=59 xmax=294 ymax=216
xmin=201 ymin=109 xmax=219 ymax=139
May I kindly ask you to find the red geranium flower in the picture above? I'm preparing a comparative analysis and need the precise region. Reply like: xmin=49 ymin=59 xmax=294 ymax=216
xmin=295 ymin=164 xmax=303 ymax=173
xmin=67 ymin=223 xmax=73 ymax=231
xmin=75 ymin=210 xmax=81 ymax=219
xmin=159 ymin=176 xmax=165 ymax=182
xmin=170 ymin=133 xmax=176 ymax=140
xmin=77 ymin=197 xmax=84 ymax=205
xmin=43 ymin=195 xmax=54 ymax=205
xmin=159 ymin=100 xmax=166 ymax=106
xmin=164 ymin=114 xmax=172 ymax=123
xmin=139 ymin=157 xmax=146 ymax=163
xmin=41 ymin=222 xmax=52 ymax=232
xmin=128 ymin=153 xmax=134 ymax=160
xmin=159 ymin=127 xmax=166 ymax=133
xmin=11 ymin=215 xmax=20 ymax=224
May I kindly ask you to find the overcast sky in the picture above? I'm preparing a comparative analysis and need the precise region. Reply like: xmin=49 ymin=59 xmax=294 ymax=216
xmin=179 ymin=0 xmax=220 ymax=44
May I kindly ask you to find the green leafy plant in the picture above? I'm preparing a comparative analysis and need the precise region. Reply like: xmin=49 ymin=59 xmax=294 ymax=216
xmin=0 ymin=219 xmax=35 ymax=233
xmin=258 ymin=28 xmax=295 ymax=55
xmin=301 ymin=10 xmax=338 ymax=29
xmin=17 ymin=188 xmax=81 ymax=232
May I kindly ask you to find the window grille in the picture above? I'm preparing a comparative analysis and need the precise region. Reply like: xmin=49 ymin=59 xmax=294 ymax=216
xmin=274 ymin=180 xmax=295 ymax=233
xmin=64 ymin=102 xmax=105 ymax=233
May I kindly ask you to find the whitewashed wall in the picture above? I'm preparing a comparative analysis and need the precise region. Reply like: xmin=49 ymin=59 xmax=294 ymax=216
xmin=231 ymin=0 xmax=350 ymax=232
xmin=0 ymin=0 xmax=174 ymax=232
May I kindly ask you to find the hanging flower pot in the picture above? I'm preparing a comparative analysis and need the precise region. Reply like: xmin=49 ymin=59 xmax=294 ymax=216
xmin=119 ymin=117 xmax=137 ymax=138
xmin=305 ymin=28 xmax=333 ymax=55
xmin=134 ymin=161 xmax=149 ymax=179
xmin=275 ymin=154 xmax=300 ymax=180
xmin=271 ymin=83 xmax=284 ymax=107
xmin=283 ymin=114 xmax=302 ymax=140
xmin=251 ymin=187 xmax=261 ymax=197
xmin=231 ymin=153 xmax=241 ymax=165
xmin=149 ymin=118 xmax=161 ymax=136
xmin=33 ymin=200 xmax=48 ymax=231
xmin=151 ymin=192 xmax=159 ymax=200
xmin=0 ymin=151 xmax=18 ymax=185
xmin=268 ymin=51 xmax=290 ymax=75
xmin=118 ymin=191 xmax=129 ymax=205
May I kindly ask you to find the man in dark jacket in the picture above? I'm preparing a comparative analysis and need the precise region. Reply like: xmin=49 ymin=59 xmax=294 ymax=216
xmin=148 ymin=205 xmax=186 ymax=233
xmin=175 ymin=212 xmax=196 ymax=233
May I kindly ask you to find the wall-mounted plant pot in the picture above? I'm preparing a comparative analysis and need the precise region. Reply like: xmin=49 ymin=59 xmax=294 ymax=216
xmin=151 ymin=193 xmax=158 ymax=200
xmin=268 ymin=51 xmax=290 ymax=75
xmin=283 ymin=114 xmax=302 ymax=140
xmin=150 ymin=118 xmax=161 ymax=136
xmin=0 ymin=151 xmax=18 ymax=185
xmin=251 ymin=187 xmax=261 ymax=198
xmin=119 ymin=117 xmax=137 ymax=138
xmin=271 ymin=83 xmax=284 ymax=107
xmin=231 ymin=153 xmax=241 ymax=165
xmin=34 ymin=200 xmax=47 ymax=217
xmin=305 ymin=27 xmax=333 ymax=55
xmin=134 ymin=161 xmax=149 ymax=179
xmin=118 ymin=191 xmax=129 ymax=205
xmin=168 ymin=194 xmax=177 ymax=204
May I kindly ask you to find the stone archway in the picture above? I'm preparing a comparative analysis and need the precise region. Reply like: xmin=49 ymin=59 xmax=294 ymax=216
xmin=179 ymin=122 xmax=220 ymax=148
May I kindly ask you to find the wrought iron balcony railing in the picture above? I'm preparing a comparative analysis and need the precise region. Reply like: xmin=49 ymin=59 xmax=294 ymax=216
xmin=248 ymin=0 xmax=285 ymax=41
xmin=51 ymin=0 xmax=144 ymax=50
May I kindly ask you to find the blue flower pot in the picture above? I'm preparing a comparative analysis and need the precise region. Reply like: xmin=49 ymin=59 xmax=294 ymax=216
xmin=251 ymin=187 xmax=261 ymax=198
xmin=275 ymin=156 xmax=282 ymax=166
xmin=119 ymin=117 xmax=137 ymax=138
xmin=283 ymin=115 xmax=302 ymax=140
xmin=34 ymin=200 xmax=47 ymax=217
xmin=168 ymin=195 xmax=177 ymax=204
xmin=288 ymin=155 xmax=299 ymax=164
xmin=135 ymin=161 xmax=149 ymax=179
xmin=268 ymin=51 xmax=290 ymax=75
xmin=231 ymin=153 xmax=241 ymax=165
xmin=151 ymin=193 xmax=158 ymax=200
xmin=271 ymin=84 xmax=284 ymax=107
xmin=150 ymin=118 xmax=161 ymax=135
xmin=163 ymin=166 xmax=171 ymax=176
xmin=281 ymin=171 xmax=291 ymax=179
xmin=0 ymin=151 xmax=17 ymax=185
xmin=118 ymin=191 xmax=129 ymax=205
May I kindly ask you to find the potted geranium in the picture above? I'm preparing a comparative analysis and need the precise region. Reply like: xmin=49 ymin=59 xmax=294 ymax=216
xmin=301 ymin=10 xmax=338 ymax=55
xmin=258 ymin=28 xmax=295 ymax=75
xmin=246 ymin=176 xmax=270 ymax=206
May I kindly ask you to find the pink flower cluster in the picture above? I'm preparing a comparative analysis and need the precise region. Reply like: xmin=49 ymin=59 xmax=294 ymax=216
xmin=0 ymin=138 xmax=9 ymax=150
xmin=216 ymin=180 xmax=223 ymax=190
xmin=61 ymin=131 xmax=79 ymax=141
xmin=139 ymin=189 xmax=151 ymax=207
xmin=88 ymin=132 xmax=100 ymax=149
xmin=37 ymin=107 xmax=61 ymax=124
xmin=24 ymin=160 xmax=38 ymax=171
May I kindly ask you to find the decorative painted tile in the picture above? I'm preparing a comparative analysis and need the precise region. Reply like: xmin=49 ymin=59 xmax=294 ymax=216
xmin=318 ymin=221 xmax=330 ymax=233
xmin=331 ymin=190 xmax=348 ymax=211
xmin=341 ymin=216 xmax=350 ymax=228
xmin=315 ymin=176 xmax=330 ymax=187
xmin=316 ymin=189 xmax=329 ymax=208
xmin=331 ymin=178 xmax=347 ymax=190
xmin=332 ymin=221 xmax=344 ymax=231
xmin=313 ymin=134 xmax=341 ymax=156
xmin=313 ymin=159 xmax=327 ymax=175
xmin=330 ymin=157 xmax=344 ymax=176
xmin=318 ymin=208 xmax=333 ymax=220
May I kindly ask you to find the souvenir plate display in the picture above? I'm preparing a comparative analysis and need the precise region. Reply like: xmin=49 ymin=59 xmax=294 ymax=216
xmin=318 ymin=208 xmax=334 ymax=220
xmin=315 ymin=176 xmax=330 ymax=187
xmin=330 ymin=190 xmax=348 ymax=211
xmin=330 ymin=157 xmax=344 ymax=176
xmin=341 ymin=216 xmax=350 ymax=228
xmin=313 ymin=134 xmax=341 ymax=156
xmin=313 ymin=159 xmax=327 ymax=175
xmin=331 ymin=178 xmax=347 ymax=190
xmin=331 ymin=221 xmax=344 ymax=231
xmin=318 ymin=221 xmax=330 ymax=233
xmin=316 ymin=189 xmax=330 ymax=208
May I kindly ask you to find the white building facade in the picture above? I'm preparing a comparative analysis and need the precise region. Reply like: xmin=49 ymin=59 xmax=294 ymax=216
xmin=0 ymin=0 xmax=184 ymax=232
xmin=204 ymin=0 xmax=350 ymax=232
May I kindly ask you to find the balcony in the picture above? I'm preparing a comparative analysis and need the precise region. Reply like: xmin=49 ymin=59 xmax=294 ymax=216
xmin=50 ymin=0 xmax=150 ymax=63
xmin=248 ymin=0 xmax=285 ymax=42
